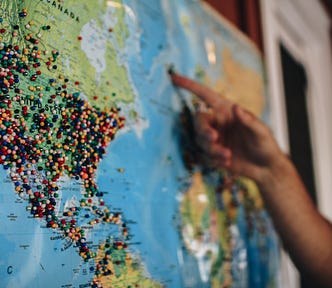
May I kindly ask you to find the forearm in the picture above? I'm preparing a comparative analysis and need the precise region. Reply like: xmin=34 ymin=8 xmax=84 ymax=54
xmin=256 ymin=155 xmax=332 ymax=287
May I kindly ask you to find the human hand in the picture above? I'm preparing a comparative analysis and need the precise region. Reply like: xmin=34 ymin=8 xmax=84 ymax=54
xmin=171 ymin=74 xmax=332 ymax=288
xmin=170 ymin=73 xmax=284 ymax=182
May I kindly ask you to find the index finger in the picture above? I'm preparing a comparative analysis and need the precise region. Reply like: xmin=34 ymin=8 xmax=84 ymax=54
xmin=170 ymin=73 xmax=223 ymax=108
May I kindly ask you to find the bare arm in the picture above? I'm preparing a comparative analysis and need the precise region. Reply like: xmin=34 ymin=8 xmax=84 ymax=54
xmin=170 ymin=73 xmax=332 ymax=287
xmin=259 ymin=154 xmax=332 ymax=287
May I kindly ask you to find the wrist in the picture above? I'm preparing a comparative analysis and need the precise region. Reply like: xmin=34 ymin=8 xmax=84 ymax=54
xmin=255 ymin=152 xmax=294 ymax=190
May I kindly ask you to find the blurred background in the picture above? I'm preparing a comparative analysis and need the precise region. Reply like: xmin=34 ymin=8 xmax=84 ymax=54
xmin=203 ymin=0 xmax=332 ymax=287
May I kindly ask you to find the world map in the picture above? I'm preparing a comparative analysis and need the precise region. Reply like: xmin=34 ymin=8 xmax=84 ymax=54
xmin=0 ymin=1 xmax=280 ymax=287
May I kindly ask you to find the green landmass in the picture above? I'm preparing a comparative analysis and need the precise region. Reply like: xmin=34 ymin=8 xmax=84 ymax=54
xmin=180 ymin=172 xmax=231 ymax=287
xmin=180 ymin=171 xmax=267 ymax=287
xmin=93 ymin=237 xmax=163 ymax=288
xmin=20 ymin=0 xmax=135 ymax=108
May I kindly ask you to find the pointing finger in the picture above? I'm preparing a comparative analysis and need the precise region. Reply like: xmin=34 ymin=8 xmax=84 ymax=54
xmin=170 ymin=73 xmax=223 ymax=108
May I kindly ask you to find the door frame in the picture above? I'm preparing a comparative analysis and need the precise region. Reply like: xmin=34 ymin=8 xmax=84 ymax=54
xmin=260 ymin=0 xmax=332 ymax=286
xmin=260 ymin=0 xmax=332 ymax=224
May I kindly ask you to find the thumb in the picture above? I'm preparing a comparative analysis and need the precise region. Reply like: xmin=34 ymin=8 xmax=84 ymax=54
xmin=233 ymin=105 xmax=266 ymax=135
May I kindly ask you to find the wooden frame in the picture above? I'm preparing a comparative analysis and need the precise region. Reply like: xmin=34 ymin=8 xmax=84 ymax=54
xmin=204 ymin=0 xmax=263 ymax=49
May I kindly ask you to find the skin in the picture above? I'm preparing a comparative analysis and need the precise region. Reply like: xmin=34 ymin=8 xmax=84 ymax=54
xmin=170 ymin=73 xmax=332 ymax=287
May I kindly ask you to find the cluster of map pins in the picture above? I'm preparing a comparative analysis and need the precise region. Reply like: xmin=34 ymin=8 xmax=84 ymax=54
xmin=0 ymin=6 xmax=135 ymax=287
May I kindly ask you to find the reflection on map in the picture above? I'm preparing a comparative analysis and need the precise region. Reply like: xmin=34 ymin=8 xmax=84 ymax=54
xmin=0 ymin=1 xmax=280 ymax=287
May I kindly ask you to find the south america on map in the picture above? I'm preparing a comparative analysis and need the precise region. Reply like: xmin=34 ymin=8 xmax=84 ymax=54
xmin=0 ymin=1 xmax=280 ymax=288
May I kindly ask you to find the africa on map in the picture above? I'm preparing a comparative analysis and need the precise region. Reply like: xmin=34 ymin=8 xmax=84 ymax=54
xmin=0 ymin=1 xmax=280 ymax=287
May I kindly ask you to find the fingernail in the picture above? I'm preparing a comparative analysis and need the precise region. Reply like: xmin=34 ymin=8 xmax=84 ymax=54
xmin=235 ymin=105 xmax=253 ymax=121
xmin=167 ymin=64 xmax=177 ymax=76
